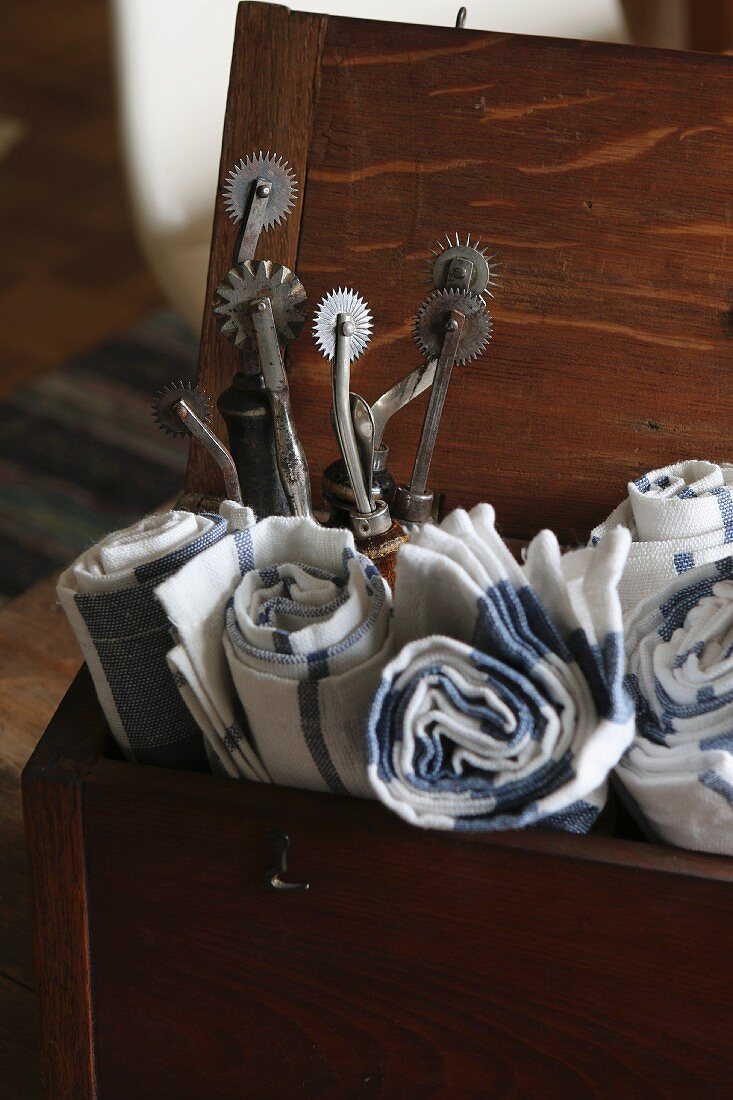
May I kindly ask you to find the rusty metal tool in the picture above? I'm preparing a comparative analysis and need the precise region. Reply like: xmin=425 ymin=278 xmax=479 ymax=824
xmin=153 ymin=382 xmax=243 ymax=504
xmin=214 ymin=260 xmax=312 ymax=518
xmin=223 ymin=151 xmax=297 ymax=264
xmin=368 ymin=234 xmax=498 ymax=457
xmin=314 ymin=288 xmax=389 ymax=538
xmin=323 ymin=235 xmax=500 ymax=527
xmin=314 ymin=289 xmax=407 ymax=584
xmin=391 ymin=288 xmax=492 ymax=524
xmin=213 ymin=152 xmax=304 ymax=518
xmin=427 ymin=232 xmax=500 ymax=298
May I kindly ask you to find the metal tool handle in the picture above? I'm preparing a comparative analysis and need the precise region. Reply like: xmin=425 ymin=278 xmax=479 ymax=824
xmin=332 ymin=315 xmax=374 ymax=516
xmin=391 ymin=309 xmax=465 ymax=524
xmin=250 ymin=297 xmax=313 ymax=519
xmin=329 ymin=393 xmax=377 ymax=485
xmin=236 ymin=177 xmax=273 ymax=263
xmin=350 ymin=393 xmax=376 ymax=496
xmin=268 ymin=393 xmax=313 ymax=519
xmin=175 ymin=400 xmax=242 ymax=504
xmin=410 ymin=310 xmax=465 ymax=494
xmin=371 ymin=358 xmax=438 ymax=450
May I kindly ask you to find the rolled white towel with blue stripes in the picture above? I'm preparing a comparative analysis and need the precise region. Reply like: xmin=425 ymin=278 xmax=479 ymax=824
xmin=618 ymin=556 xmax=733 ymax=855
xmin=590 ymin=460 xmax=733 ymax=616
xmin=368 ymin=504 xmax=635 ymax=832
xmin=157 ymin=516 xmax=393 ymax=795
xmin=57 ymin=507 xmax=236 ymax=770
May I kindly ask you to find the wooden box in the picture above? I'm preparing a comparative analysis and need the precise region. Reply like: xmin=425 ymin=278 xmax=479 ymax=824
xmin=23 ymin=5 xmax=733 ymax=1095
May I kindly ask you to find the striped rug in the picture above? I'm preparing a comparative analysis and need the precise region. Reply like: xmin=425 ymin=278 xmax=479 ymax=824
xmin=0 ymin=312 xmax=198 ymax=602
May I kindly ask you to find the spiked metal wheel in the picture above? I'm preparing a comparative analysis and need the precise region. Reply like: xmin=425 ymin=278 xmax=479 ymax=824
xmin=222 ymin=152 xmax=297 ymax=227
xmin=427 ymin=232 xmax=499 ymax=298
xmin=313 ymin=288 xmax=373 ymax=362
xmin=152 ymin=382 xmax=212 ymax=436
xmin=214 ymin=260 xmax=308 ymax=350
xmin=413 ymin=289 xmax=492 ymax=364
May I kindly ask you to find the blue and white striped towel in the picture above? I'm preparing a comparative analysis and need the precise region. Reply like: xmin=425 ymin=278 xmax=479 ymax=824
xmin=156 ymin=516 xmax=393 ymax=794
xmin=57 ymin=507 xmax=239 ymax=769
xmin=590 ymin=460 xmax=733 ymax=616
xmin=618 ymin=557 xmax=733 ymax=854
xmin=367 ymin=504 xmax=634 ymax=832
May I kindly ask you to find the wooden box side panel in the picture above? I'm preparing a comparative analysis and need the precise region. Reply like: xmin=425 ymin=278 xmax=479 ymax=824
xmin=21 ymin=667 xmax=108 ymax=1099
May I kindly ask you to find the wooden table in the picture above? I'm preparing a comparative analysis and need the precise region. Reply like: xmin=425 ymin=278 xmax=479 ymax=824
xmin=0 ymin=576 xmax=81 ymax=1098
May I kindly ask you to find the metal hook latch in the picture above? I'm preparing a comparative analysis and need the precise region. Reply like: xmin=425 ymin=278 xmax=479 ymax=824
xmin=264 ymin=829 xmax=309 ymax=892
xmin=455 ymin=6 xmax=467 ymax=29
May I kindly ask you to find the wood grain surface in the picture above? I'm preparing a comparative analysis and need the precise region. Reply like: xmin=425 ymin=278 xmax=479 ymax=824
xmin=22 ymin=669 xmax=104 ymax=1100
xmin=79 ymin=758 xmax=733 ymax=1098
xmin=192 ymin=5 xmax=733 ymax=543
xmin=689 ymin=1 xmax=733 ymax=51
xmin=0 ymin=575 xmax=83 ymax=1100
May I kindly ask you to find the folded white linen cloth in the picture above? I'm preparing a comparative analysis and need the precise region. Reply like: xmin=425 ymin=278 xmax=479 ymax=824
xmin=57 ymin=506 xmax=243 ymax=769
xmin=617 ymin=557 xmax=733 ymax=854
xmin=156 ymin=516 xmax=393 ymax=794
xmin=367 ymin=504 xmax=635 ymax=832
xmin=590 ymin=460 xmax=733 ymax=616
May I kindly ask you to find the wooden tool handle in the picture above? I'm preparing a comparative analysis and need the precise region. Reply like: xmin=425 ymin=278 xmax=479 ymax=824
xmin=355 ymin=522 xmax=409 ymax=590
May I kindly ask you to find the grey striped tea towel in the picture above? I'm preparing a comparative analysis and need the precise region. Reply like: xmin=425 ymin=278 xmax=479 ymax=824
xmin=156 ymin=516 xmax=393 ymax=794
xmin=368 ymin=504 xmax=634 ymax=832
xmin=590 ymin=459 xmax=733 ymax=616
xmin=618 ymin=556 xmax=733 ymax=854
xmin=56 ymin=507 xmax=248 ymax=769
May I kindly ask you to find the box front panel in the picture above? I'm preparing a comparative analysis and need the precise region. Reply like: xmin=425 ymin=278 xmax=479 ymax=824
xmin=82 ymin=770 xmax=733 ymax=1097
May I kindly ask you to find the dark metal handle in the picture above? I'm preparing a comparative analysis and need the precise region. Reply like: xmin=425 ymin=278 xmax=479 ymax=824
xmin=218 ymin=373 xmax=290 ymax=518
xmin=410 ymin=309 xmax=465 ymax=494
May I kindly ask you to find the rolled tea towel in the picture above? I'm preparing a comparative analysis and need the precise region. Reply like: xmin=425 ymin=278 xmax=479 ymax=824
xmin=617 ymin=557 xmax=733 ymax=854
xmin=156 ymin=516 xmax=393 ymax=794
xmin=368 ymin=504 xmax=634 ymax=832
xmin=590 ymin=459 xmax=733 ymax=616
xmin=154 ymin=507 xmax=267 ymax=783
xmin=57 ymin=507 xmax=238 ymax=769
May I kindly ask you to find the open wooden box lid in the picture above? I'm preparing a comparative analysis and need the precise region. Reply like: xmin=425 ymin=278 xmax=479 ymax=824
xmin=191 ymin=3 xmax=733 ymax=544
